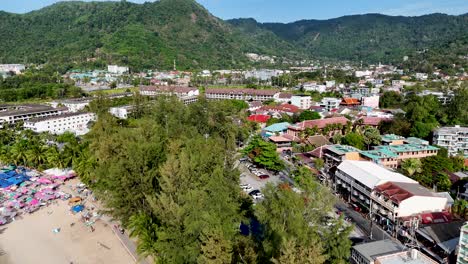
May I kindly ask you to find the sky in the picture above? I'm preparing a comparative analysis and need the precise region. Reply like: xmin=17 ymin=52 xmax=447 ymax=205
xmin=1 ymin=0 xmax=467 ymax=22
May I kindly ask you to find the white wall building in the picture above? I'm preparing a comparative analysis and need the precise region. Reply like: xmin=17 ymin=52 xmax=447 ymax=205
xmin=109 ymin=106 xmax=133 ymax=119
xmin=51 ymin=99 xmax=91 ymax=113
xmin=24 ymin=112 xmax=96 ymax=135
xmin=206 ymin=88 xmax=279 ymax=102
xmin=140 ymin=86 xmax=199 ymax=97
xmin=108 ymin=65 xmax=129 ymax=74
xmin=303 ymin=82 xmax=326 ymax=93
xmin=433 ymin=126 xmax=468 ymax=157
xmin=0 ymin=105 xmax=67 ymax=127
xmin=335 ymin=160 xmax=447 ymax=222
xmin=355 ymin=70 xmax=373 ymax=78
xmin=0 ymin=64 xmax=25 ymax=74
xmin=361 ymin=95 xmax=380 ymax=109
xmin=420 ymin=90 xmax=453 ymax=105
xmin=325 ymin=80 xmax=336 ymax=88
xmin=320 ymin=97 xmax=341 ymax=111
xmin=290 ymin=95 xmax=312 ymax=110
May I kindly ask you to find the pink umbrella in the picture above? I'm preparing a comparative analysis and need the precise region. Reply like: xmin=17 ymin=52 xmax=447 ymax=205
xmin=38 ymin=178 xmax=53 ymax=185
xmin=29 ymin=199 xmax=39 ymax=206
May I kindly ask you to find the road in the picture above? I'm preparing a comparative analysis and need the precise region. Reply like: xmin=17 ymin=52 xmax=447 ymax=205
xmin=277 ymin=153 xmax=391 ymax=242
xmin=335 ymin=200 xmax=392 ymax=241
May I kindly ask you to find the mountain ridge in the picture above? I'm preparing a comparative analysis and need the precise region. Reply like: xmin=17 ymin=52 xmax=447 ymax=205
xmin=0 ymin=0 xmax=467 ymax=70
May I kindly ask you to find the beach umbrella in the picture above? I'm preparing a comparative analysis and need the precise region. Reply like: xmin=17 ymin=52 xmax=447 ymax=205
xmin=72 ymin=205 xmax=85 ymax=213
xmin=29 ymin=199 xmax=39 ymax=206
xmin=38 ymin=178 xmax=53 ymax=185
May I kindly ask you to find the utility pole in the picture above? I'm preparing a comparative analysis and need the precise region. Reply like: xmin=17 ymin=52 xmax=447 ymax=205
xmin=369 ymin=200 xmax=373 ymax=240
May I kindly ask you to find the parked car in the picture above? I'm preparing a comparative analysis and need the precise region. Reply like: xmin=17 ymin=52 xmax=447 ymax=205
xmin=252 ymin=193 xmax=264 ymax=199
xmin=351 ymin=203 xmax=361 ymax=212
xmin=249 ymin=190 xmax=261 ymax=196
xmin=259 ymin=174 xmax=270 ymax=180
xmin=239 ymin=157 xmax=249 ymax=162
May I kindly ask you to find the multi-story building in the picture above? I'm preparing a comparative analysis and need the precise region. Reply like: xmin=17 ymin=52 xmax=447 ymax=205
xmin=109 ymin=105 xmax=134 ymax=119
xmin=0 ymin=105 xmax=67 ymax=128
xmin=352 ymin=240 xmax=436 ymax=264
xmin=457 ymin=222 xmax=468 ymax=264
xmin=0 ymin=64 xmax=25 ymax=74
xmin=23 ymin=112 xmax=96 ymax=135
xmin=275 ymin=93 xmax=292 ymax=104
xmin=319 ymin=97 xmax=341 ymax=111
xmin=433 ymin=126 xmax=468 ymax=157
xmin=205 ymin=88 xmax=279 ymax=102
xmin=420 ymin=90 xmax=454 ymax=105
xmin=361 ymin=95 xmax=380 ymax=109
xmin=140 ymin=86 xmax=199 ymax=98
xmin=323 ymin=145 xmax=362 ymax=169
xmin=179 ymin=95 xmax=198 ymax=105
xmin=361 ymin=143 xmax=438 ymax=169
xmin=290 ymin=95 xmax=312 ymax=110
xmin=335 ymin=160 xmax=447 ymax=224
xmin=51 ymin=99 xmax=92 ymax=113
xmin=107 ymin=65 xmax=129 ymax=74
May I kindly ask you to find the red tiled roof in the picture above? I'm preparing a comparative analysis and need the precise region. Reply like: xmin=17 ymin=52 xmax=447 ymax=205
xmin=290 ymin=116 xmax=348 ymax=130
xmin=247 ymin=114 xmax=270 ymax=123
xmin=140 ymin=85 xmax=197 ymax=93
xmin=282 ymin=133 xmax=300 ymax=142
xmin=341 ymin=98 xmax=360 ymax=105
xmin=359 ymin=116 xmax=392 ymax=126
xmin=307 ymin=145 xmax=330 ymax=158
xmin=258 ymin=104 xmax=300 ymax=114
xmin=374 ymin=181 xmax=435 ymax=204
xmin=205 ymin=88 xmax=279 ymax=96
xmin=278 ymin=93 xmax=292 ymax=99
xmin=269 ymin=136 xmax=292 ymax=143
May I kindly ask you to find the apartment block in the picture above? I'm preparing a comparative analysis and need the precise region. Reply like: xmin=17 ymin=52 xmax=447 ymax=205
xmin=24 ymin=112 xmax=96 ymax=135
xmin=433 ymin=126 xmax=468 ymax=157
xmin=0 ymin=105 xmax=67 ymax=128
xmin=205 ymin=88 xmax=279 ymax=102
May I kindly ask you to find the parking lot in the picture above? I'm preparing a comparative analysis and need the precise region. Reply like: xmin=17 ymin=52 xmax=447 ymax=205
xmin=238 ymin=161 xmax=281 ymax=197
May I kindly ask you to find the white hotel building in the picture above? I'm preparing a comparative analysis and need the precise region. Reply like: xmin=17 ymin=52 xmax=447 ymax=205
xmin=205 ymin=88 xmax=280 ymax=102
xmin=335 ymin=160 xmax=447 ymax=224
xmin=0 ymin=105 xmax=67 ymax=128
xmin=433 ymin=125 xmax=468 ymax=157
xmin=24 ymin=112 xmax=96 ymax=135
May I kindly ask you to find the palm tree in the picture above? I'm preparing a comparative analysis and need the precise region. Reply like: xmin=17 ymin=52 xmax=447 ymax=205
xmin=26 ymin=143 xmax=48 ymax=168
xmin=353 ymin=118 xmax=364 ymax=133
xmin=73 ymin=150 xmax=97 ymax=185
xmin=10 ymin=140 xmax=29 ymax=166
xmin=46 ymin=146 xmax=64 ymax=168
xmin=401 ymin=158 xmax=422 ymax=177
xmin=363 ymin=127 xmax=381 ymax=150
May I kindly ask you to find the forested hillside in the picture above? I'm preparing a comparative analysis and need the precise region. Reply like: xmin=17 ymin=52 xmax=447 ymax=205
xmin=0 ymin=0 xmax=467 ymax=70
xmin=229 ymin=13 xmax=468 ymax=63
xmin=0 ymin=0 xmax=251 ymax=70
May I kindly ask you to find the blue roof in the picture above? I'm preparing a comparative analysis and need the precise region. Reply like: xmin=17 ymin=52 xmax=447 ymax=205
xmin=263 ymin=122 xmax=290 ymax=132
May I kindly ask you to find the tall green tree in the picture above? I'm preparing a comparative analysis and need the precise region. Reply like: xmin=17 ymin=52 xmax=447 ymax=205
xmin=244 ymin=136 xmax=284 ymax=171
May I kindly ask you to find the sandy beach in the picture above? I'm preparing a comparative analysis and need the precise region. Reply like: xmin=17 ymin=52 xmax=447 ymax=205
xmin=0 ymin=180 xmax=136 ymax=264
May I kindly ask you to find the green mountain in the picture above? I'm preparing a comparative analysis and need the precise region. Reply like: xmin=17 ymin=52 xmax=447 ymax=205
xmin=0 ymin=0 xmax=251 ymax=70
xmin=0 ymin=0 xmax=467 ymax=70
xmin=228 ymin=13 xmax=468 ymax=63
